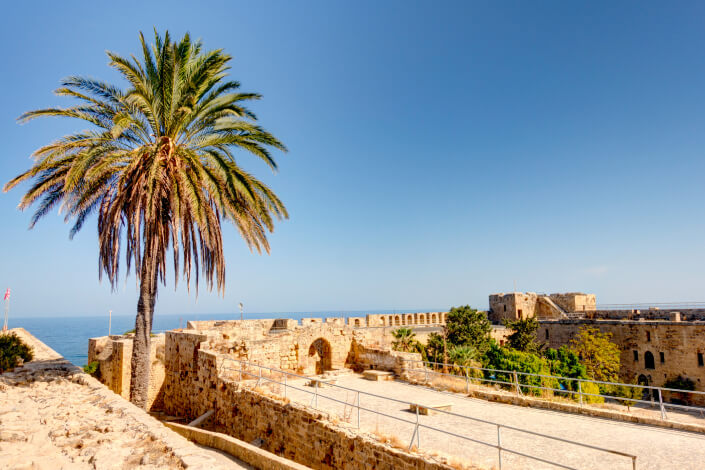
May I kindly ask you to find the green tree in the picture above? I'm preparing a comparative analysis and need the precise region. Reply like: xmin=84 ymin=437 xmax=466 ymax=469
xmin=391 ymin=328 xmax=419 ymax=353
xmin=444 ymin=306 xmax=492 ymax=354
xmin=569 ymin=326 xmax=620 ymax=383
xmin=448 ymin=345 xmax=481 ymax=377
xmin=0 ymin=333 xmax=34 ymax=373
xmin=425 ymin=332 xmax=445 ymax=364
xmin=483 ymin=342 xmax=558 ymax=396
xmin=504 ymin=316 xmax=544 ymax=353
xmin=544 ymin=346 xmax=587 ymax=395
xmin=4 ymin=31 xmax=287 ymax=407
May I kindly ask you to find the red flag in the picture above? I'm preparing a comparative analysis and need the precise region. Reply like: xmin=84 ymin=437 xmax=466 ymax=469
xmin=3 ymin=289 xmax=9 ymax=301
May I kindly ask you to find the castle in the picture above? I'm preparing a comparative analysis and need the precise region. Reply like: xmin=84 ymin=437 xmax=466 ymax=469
xmin=490 ymin=291 xmax=705 ymax=395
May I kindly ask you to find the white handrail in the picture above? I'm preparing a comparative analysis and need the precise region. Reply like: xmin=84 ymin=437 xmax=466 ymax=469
xmin=221 ymin=357 xmax=637 ymax=470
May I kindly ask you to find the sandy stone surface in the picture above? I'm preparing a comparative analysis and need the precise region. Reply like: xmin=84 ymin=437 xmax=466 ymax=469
xmin=279 ymin=374 xmax=705 ymax=470
xmin=0 ymin=329 xmax=250 ymax=470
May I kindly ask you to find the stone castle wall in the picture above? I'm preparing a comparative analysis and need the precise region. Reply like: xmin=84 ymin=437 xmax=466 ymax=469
xmin=87 ymin=334 xmax=166 ymax=411
xmin=91 ymin=314 xmax=447 ymax=411
xmin=488 ymin=292 xmax=596 ymax=324
xmin=157 ymin=323 xmax=461 ymax=469
xmin=540 ymin=319 xmax=705 ymax=398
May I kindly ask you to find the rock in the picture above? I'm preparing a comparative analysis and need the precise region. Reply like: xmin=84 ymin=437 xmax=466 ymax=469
xmin=0 ymin=430 xmax=27 ymax=442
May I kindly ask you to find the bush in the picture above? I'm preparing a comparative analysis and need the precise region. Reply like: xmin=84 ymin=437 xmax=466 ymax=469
xmin=579 ymin=381 xmax=605 ymax=404
xmin=483 ymin=342 xmax=558 ymax=396
xmin=83 ymin=361 xmax=101 ymax=379
xmin=544 ymin=346 xmax=587 ymax=396
xmin=664 ymin=375 xmax=696 ymax=405
xmin=0 ymin=333 xmax=34 ymax=373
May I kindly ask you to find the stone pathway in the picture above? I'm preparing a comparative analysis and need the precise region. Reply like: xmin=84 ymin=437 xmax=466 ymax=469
xmin=0 ymin=329 xmax=251 ymax=470
xmin=278 ymin=374 xmax=705 ymax=470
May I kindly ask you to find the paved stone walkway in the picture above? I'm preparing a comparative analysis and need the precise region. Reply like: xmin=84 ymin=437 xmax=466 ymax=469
xmin=0 ymin=329 xmax=251 ymax=470
xmin=280 ymin=374 xmax=705 ymax=470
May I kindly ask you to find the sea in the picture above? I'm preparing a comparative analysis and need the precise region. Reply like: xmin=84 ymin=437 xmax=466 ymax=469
xmin=6 ymin=309 xmax=428 ymax=366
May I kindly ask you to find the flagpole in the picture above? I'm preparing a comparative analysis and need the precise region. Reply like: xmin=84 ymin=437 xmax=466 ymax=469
xmin=2 ymin=290 xmax=9 ymax=332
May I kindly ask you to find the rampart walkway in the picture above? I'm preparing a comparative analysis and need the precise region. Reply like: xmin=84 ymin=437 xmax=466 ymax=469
xmin=0 ymin=329 xmax=251 ymax=470
xmin=283 ymin=374 xmax=705 ymax=470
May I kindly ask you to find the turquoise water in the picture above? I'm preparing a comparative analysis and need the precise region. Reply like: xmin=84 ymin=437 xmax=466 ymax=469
xmin=6 ymin=309 xmax=422 ymax=366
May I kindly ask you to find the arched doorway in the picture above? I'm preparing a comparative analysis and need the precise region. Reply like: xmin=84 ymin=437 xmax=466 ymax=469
xmin=309 ymin=338 xmax=332 ymax=374
xmin=419 ymin=314 xmax=425 ymax=325
xmin=394 ymin=315 xmax=401 ymax=326
xmin=638 ymin=374 xmax=651 ymax=401
xmin=645 ymin=351 xmax=655 ymax=370
xmin=431 ymin=313 xmax=437 ymax=324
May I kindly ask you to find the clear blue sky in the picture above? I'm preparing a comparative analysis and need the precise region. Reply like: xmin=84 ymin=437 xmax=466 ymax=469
xmin=2 ymin=1 xmax=705 ymax=318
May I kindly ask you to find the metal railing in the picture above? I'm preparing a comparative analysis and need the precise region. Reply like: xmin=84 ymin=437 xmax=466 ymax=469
xmin=220 ymin=358 xmax=637 ymax=470
xmin=402 ymin=359 xmax=705 ymax=421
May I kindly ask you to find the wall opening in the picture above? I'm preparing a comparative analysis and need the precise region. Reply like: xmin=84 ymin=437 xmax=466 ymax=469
xmin=633 ymin=350 xmax=638 ymax=362
xmin=394 ymin=315 xmax=401 ymax=326
xmin=431 ymin=313 xmax=437 ymax=323
xmin=698 ymin=352 xmax=704 ymax=367
xmin=638 ymin=374 xmax=651 ymax=400
xmin=545 ymin=329 xmax=549 ymax=340
xmin=354 ymin=319 xmax=361 ymax=327
xmin=646 ymin=331 xmax=651 ymax=342
xmin=659 ymin=352 xmax=665 ymax=364
xmin=419 ymin=315 xmax=425 ymax=325
xmin=308 ymin=338 xmax=332 ymax=374
xmin=644 ymin=351 xmax=655 ymax=370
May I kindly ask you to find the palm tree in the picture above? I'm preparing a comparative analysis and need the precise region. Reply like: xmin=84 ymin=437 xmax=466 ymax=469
xmin=392 ymin=327 xmax=418 ymax=353
xmin=4 ymin=30 xmax=288 ymax=408
xmin=448 ymin=345 xmax=479 ymax=377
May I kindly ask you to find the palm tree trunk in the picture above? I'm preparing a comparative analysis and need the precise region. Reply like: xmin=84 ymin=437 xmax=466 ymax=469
xmin=129 ymin=246 xmax=157 ymax=408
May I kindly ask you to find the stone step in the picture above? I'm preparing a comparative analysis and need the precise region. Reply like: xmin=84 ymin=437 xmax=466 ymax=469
xmin=409 ymin=403 xmax=452 ymax=415
xmin=362 ymin=370 xmax=395 ymax=381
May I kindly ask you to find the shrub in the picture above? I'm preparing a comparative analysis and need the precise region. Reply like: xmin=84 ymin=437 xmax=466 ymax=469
xmin=83 ymin=361 xmax=101 ymax=379
xmin=483 ymin=342 xmax=558 ymax=396
xmin=0 ymin=333 xmax=34 ymax=373
xmin=664 ymin=375 xmax=695 ymax=405
xmin=579 ymin=381 xmax=605 ymax=404
xmin=544 ymin=346 xmax=587 ymax=396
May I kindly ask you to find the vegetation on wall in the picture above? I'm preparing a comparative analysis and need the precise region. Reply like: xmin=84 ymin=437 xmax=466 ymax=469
xmin=83 ymin=360 xmax=101 ymax=379
xmin=0 ymin=333 xmax=34 ymax=373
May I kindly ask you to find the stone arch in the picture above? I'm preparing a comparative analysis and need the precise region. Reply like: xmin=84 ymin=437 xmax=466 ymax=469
xmin=638 ymin=374 xmax=651 ymax=400
xmin=309 ymin=338 xmax=332 ymax=374
xmin=442 ymin=313 xmax=448 ymax=323
xmin=354 ymin=319 xmax=361 ymax=327
xmin=406 ymin=314 xmax=414 ymax=325
xmin=419 ymin=314 xmax=425 ymax=325
xmin=645 ymin=351 xmax=655 ymax=370
xmin=394 ymin=315 xmax=401 ymax=326
xmin=431 ymin=313 xmax=437 ymax=324
xmin=380 ymin=317 xmax=386 ymax=326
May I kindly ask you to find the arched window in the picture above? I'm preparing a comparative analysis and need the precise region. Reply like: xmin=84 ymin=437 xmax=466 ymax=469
xmin=644 ymin=351 xmax=655 ymax=370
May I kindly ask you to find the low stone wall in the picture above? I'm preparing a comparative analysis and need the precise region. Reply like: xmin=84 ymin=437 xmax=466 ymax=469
xmin=348 ymin=343 xmax=420 ymax=375
xmin=215 ymin=379 xmax=462 ymax=470
xmin=87 ymin=334 xmax=166 ymax=411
